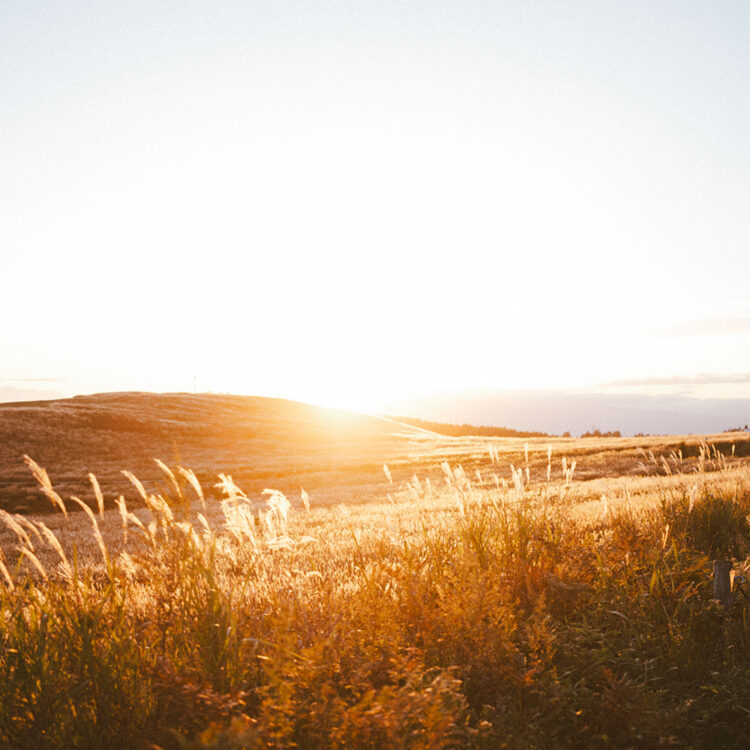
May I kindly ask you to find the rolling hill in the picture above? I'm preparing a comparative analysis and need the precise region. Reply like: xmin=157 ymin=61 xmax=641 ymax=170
xmin=0 ymin=392 xmax=437 ymax=513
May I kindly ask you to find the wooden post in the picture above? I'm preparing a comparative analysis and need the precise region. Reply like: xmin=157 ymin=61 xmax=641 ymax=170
xmin=713 ymin=559 xmax=733 ymax=608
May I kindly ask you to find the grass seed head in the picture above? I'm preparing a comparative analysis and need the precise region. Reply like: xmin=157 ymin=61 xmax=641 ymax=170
xmin=89 ymin=472 xmax=105 ymax=517
xmin=24 ymin=455 xmax=67 ymax=517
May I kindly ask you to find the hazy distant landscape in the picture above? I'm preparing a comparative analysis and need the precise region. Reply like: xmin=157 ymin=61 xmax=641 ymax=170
xmin=7 ymin=384 xmax=749 ymax=440
xmin=389 ymin=387 xmax=750 ymax=437
xmin=4 ymin=391 xmax=749 ymax=514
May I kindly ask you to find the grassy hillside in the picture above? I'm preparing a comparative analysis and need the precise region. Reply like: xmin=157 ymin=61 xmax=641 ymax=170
xmin=0 ymin=392 xmax=434 ymax=513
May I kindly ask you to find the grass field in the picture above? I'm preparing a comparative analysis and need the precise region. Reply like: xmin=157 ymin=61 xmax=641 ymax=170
xmin=2 ymin=394 xmax=750 ymax=748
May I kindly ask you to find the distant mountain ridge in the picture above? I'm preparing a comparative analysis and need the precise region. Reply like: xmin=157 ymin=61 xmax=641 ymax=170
xmin=386 ymin=388 xmax=750 ymax=437
xmin=389 ymin=415 xmax=551 ymax=438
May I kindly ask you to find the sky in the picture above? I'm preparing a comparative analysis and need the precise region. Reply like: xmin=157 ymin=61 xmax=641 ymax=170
xmin=3 ymin=1 xmax=750 ymax=414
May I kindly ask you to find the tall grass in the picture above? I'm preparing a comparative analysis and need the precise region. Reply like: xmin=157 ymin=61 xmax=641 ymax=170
xmin=0 ymin=447 xmax=749 ymax=747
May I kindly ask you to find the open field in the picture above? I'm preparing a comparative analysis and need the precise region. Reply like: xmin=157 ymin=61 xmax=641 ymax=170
xmin=3 ymin=392 xmax=750 ymax=515
xmin=2 ymin=394 xmax=750 ymax=747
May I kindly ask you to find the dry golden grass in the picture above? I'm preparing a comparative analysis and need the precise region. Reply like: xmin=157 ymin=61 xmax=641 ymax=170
xmin=4 ymin=423 xmax=750 ymax=583
xmin=3 ymin=394 xmax=750 ymax=747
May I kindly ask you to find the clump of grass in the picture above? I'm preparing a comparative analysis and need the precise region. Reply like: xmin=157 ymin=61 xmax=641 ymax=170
xmin=656 ymin=446 xmax=750 ymax=559
xmin=673 ymin=491 xmax=750 ymax=559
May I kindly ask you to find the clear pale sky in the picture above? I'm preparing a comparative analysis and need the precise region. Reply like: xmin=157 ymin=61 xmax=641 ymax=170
xmin=3 ymin=1 xmax=750 ymax=411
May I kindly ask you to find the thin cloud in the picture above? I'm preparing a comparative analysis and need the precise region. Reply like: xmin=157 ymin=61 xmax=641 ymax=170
xmin=600 ymin=372 xmax=750 ymax=388
xmin=0 ymin=377 xmax=65 ymax=384
xmin=650 ymin=316 xmax=750 ymax=338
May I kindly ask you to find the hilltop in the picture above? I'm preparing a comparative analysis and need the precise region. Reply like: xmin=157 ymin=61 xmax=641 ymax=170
xmin=0 ymin=392 xmax=435 ymax=513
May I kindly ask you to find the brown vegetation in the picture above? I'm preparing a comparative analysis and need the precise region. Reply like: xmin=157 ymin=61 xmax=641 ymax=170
xmin=2 ymin=394 xmax=750 ymax=747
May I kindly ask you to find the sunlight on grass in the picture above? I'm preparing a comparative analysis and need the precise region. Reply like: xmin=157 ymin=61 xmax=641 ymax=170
xmin=1 ymin=443 xmax=750 ymax=747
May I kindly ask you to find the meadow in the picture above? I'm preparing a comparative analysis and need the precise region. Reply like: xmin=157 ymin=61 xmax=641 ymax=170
xmin=1 ymin=394 xmax=750 ymax=747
